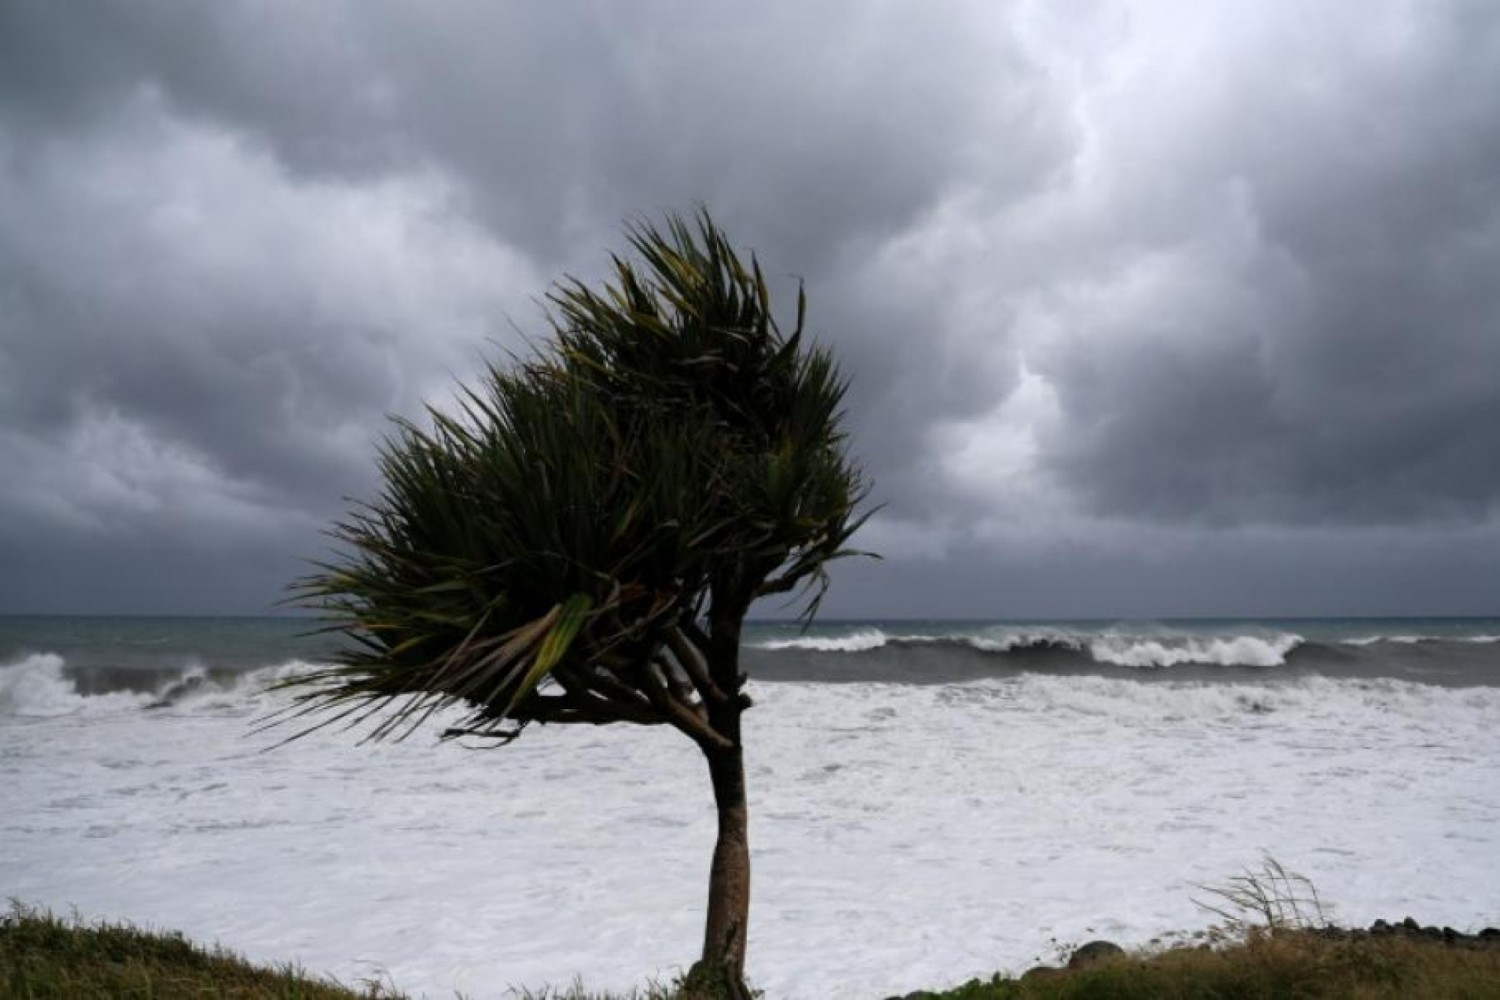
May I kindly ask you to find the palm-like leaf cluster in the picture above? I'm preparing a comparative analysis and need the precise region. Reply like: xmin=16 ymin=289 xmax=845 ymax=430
xmin=278 ymin=211 xmax=868 ymax=748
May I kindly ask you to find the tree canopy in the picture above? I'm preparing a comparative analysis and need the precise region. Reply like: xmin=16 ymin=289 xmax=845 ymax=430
xmin=278 ymin=210 xmax=869 ymax=992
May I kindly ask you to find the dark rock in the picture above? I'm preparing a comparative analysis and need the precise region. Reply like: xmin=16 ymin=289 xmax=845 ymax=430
xmin=1068 ymin=940 xmax=1126 ymax=969
xmin=1021 ymin=965 xmax=1065 ymax=981
xmin=1299 ymin=919 xmax=1500 ymax=951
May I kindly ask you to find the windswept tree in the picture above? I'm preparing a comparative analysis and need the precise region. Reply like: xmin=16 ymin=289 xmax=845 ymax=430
xmin=279 ymin=211 xmax=869 ymax=994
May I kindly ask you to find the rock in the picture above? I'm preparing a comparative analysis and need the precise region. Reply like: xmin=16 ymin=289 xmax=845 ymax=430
xmin=1068 ymin=940 xmax=1126 ymax=969
xmin=1361 ymin=919 xmax=1500 ymax=950
xmin=1021 ymin=965 xmax=1065 ymax=981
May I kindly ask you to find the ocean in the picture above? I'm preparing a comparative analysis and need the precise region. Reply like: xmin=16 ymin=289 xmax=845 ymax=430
xmin=3 ymin=615 xmax=1498 ymax=998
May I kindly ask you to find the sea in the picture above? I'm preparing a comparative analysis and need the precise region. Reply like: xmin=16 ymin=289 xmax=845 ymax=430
xmin=3 ymin=615 xmax=1498 ymax=998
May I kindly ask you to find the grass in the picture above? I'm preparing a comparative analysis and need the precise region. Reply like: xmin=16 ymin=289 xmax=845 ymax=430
xmin=923 ymin=857 xmax=1500 ymax=999
xmin=922 ymin=928 xmax=1500 ymax=998
xmin=1192 ymin=854 xmax=1332 ymax=936
xmin=6 ymin=886 xmax=1498 ymax=1000
xmin=0 ymin=903 xmax=730 ymax=999
xmin=0 ymin=903 xmax=401 ymax=999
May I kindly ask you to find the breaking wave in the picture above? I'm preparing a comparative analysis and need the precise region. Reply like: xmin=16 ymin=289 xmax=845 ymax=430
xmin=1343 ymin=633 xmax=1500 ymax=647
xmin=0 ymin=653 xmax=316 ymax=718
xmin=758 ymin=629 xmax=889 ymax=653
xmin=751 ymin=629 xmax=1305 ymax=669
xmin=0 ymin=654 xmax=150 ymax=717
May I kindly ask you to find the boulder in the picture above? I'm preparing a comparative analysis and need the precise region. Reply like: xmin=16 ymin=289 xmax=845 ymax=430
xmin=1020 ymin=964 xmax=1065 ymax=981
xmin=1068 ymin=940 xmax=1126 ymax=969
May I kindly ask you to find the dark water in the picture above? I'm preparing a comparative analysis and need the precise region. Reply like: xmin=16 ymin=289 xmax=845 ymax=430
xmin=0 ymin=616 xmax=343 ymax=694
xmin=744 ymin=618 xmax=1500 ymax=686
xmin=3 ymin=615 xmax=1498 ymax=693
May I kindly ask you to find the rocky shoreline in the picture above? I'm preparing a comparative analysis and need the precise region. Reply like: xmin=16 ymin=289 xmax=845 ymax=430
xmin=1314 ymin=916 xmax=1500 ymax=950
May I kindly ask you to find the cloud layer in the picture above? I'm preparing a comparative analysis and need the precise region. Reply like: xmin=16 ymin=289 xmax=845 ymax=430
xmin=3 ymin=1 xmax=1498 ymax=615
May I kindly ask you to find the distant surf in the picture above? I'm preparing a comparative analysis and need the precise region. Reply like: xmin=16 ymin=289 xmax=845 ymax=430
xmin=744 ymin=619 xmax=1500 ymax=685
xmin=756 ymin=628 xmax=1303 ymax=667
xmin=0 ymin=652 xmax=312 ymax=718
xmin=3 ymin=617 xmax=1496 ymax=719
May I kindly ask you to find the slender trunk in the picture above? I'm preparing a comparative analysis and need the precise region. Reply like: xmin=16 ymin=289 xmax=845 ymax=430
xmin=687 ymin=607 xmax=751 ymax=998
xmin=700 ymin=741 xmax=750 ymax=988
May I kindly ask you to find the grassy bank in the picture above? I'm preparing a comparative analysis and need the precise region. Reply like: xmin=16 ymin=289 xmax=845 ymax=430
xmin=922 ymin=927 xmax=1500 ymax=999
xmin=0 ymin=904 xmax=400 ymax=999
xmin=5 ymin=902 xmax=1499 ymax=999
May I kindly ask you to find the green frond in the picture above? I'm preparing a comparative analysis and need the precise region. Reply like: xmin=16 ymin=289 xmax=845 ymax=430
xmin=278 ymin=209 xmax=871 ymax=743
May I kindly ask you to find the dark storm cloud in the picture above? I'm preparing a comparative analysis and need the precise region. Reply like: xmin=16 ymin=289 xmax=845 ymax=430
xmin=1022 ymin=3 xmax=1500 ymax=525
xmin=0 ymin=90 xmax=533 ymax=506
xmin=2 ymin=1 xmax=1498 ymax=615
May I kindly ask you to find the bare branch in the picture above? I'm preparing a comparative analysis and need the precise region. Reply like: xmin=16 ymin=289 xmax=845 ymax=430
xmin=654 ymin=653 xmax=706 ymax=719
xmin=554 ymin=665 xmax=661 ymax=723
xmin=509 ymin=690 xmax=663 ymax=727
xmin=681 ymin=617 xmax=712 ymax=653
xmin=440 ymin=724 xmax=526 ymax=744
xmin=667 ymin=627 xmax=729 ymax=706
xmin=754 ymin=569 xmax=803 ymax=598
xmin=639 ymin=662 xmax=734 ymax=750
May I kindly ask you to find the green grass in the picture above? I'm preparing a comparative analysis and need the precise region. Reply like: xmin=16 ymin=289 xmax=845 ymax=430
xmin=923 ymin=928 xmax=1500 ymax=999
xmin=0 ymin=903 xmax=401 ymax=1000
xmin=0 ymin=904 xmax=734 ymax=999
xmin=7 ymin=901 xmax=1498 ymax=1000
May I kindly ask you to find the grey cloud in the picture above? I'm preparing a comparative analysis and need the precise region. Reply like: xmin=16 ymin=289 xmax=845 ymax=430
xmin=1024 ymin=3 xmax=1500 ymax=527
xmin=5 ymin=1 xmax=1075 ymax=524
xmin=3 ymin=1 xmax=1498 ymax=615
xmin=819 ymin=519 xmax=1500 ymax=620
xmin=0 ymin=79 xmax=539 ymax=615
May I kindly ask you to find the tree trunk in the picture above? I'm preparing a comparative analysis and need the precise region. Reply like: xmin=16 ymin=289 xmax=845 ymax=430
xmin=697 ymin=740 xmax=750 ymax=995
xmin=684 ymin=606 xmax=752 ymax=998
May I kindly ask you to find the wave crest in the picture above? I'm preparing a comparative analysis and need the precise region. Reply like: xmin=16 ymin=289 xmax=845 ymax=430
xmin=1087 ymin=633 xmax=1302 ymax=668
xmin=752 ymin=628 xmax=1304 ymax=668
xmin=0 ymin=654 xmax=150 ymax=717
xmin=0 ymin=654 xmax=323 ymax=718
xmin=757 ymin=629 xmax=890 ymax=653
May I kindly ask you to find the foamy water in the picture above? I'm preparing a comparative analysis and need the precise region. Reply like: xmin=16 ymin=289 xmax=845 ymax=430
xmin=4 ymin=652 xmax=1499 ymax=998
xmin=753 ymin=626 xmax=1308 ymax=668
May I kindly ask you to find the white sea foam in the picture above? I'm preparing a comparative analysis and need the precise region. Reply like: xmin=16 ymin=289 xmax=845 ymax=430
xmin=1086 ymin=632 xmax=1302 ymax=668
xmin=755 ymin=629 xmax=889 ymax=652
xmin=1344 ymin=634 xmax=1436 ymax=646
xmin=4 ymin=670 xmax=1498 ymax=999
xmin=0 ymin=655 xmax=320 ymax=718
xmin=0 ymin=654 xmax=151 ymax=717
xmin=755 ymin=628 xmax=1307 ymax=668
xmin=1344 ymin=633 xmax=1500 ymax=647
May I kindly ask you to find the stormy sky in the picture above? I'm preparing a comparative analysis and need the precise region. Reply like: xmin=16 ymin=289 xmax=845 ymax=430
xmin=2 ymin=1 xmax=1498 ymax=618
